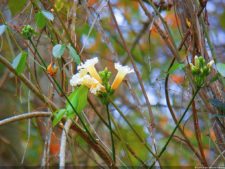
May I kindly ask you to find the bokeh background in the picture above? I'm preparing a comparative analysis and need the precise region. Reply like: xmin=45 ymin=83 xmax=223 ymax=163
xmin=0 ymin=0 xmax=225 ymax=167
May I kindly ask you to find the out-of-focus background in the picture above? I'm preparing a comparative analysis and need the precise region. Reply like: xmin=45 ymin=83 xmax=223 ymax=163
xmin=0 ymin=0 xmax=225 ymax=167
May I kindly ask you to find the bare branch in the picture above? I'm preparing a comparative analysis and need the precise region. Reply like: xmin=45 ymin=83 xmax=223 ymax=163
xmin=59 ymin=119 xmax=73 ymax=168
xmin=0 ymin=112 xmax=51 ymax=126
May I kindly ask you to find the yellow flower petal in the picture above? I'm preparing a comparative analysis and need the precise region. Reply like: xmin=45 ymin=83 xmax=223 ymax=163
xmin=111 ymin=63 xmax=134 ymax=90
xmin=77 ymin=57 xmax=102 ymax=83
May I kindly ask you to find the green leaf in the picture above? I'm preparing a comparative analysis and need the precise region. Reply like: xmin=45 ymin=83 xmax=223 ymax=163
xmin=67 ymin=44 xmax=81 ymax=64
xmin=52 ymin=109 xmax=66 ymax=127
xmin=0 ymin=25 xmax=7 ymax=36
xmin=12 ymin=51 xmax=28 ymax=75
xmin=168 ymin=62 xmax=185 ymax=74
xmin=8 ymin=0 xmax=27 ymax=16
xmin=216 ymin=63 xmax=225 ymax=77
xmin=35 ymin=12 xmax=47 ymax=29
xmin=41 ymin=10 xmax=54 ymax=21
xmin=52 ymin=44 xmax=66 ymax=58
xmin=66 ymin=86 xmax=89 ymax=116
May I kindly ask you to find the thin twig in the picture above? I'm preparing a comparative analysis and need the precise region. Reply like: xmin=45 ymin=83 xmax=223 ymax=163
xmin=88 ymin=98 xmax=151 ymax=165
xmin=0 ymin=112 xmax=51 ymax=126
xmin=192 ymin=99 xmax=208 ymax=166
xmin=109 ymin=99 xmax=156 ymax=158
xmin=149 ymin=87 xmax=201 ymax=168
xmin=59 ymin=119 xmax=73 ymax=168
xmin=165 ymin=57 xmax=204 ymax=164
xmin=107 ymin=1 xmax=157 ymax=157
xmin=106 ymin=104 xmax=116 ymax=163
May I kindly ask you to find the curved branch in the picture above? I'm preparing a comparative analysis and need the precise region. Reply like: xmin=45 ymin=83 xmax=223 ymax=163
xmin=0 ymin=112 xmax=51 ymax=126
xmin=165 ymin=58 xmax=204 ymax=164
xmin=150 ymin=87 xmax=201 ymax=168
xmin=192 ymin=100 xmax=208 ymax=166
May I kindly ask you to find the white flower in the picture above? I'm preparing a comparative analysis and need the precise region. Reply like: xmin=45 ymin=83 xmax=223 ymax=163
xmin=81 ymin=75 xmax=98 ymax=88
xmin=111 ymin=63 xmax=134 ymax=90
xmin=70 ymin=69 xmax=88 ymax=87
xmin=77 ymin=57 xmax=102 ymax=83
xmin=78 ymin=57 xmax=98 ymax=69
xmin=70 ymin=72 xmax=105 ymax=95
xmin=82 ymin=75 xmax=105 ymax=95
xmin=207 ymin=60 xmax=214 ymax=68
xmin=90 ymin=83 xmax=105 ymax=95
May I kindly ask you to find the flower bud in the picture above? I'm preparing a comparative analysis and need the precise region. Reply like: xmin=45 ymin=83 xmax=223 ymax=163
xmin=198 ymin=56 xmax=205 ymax=67
xmin=207 ymin=60 xmax=214 ymax=68
xmin=202 ymin=66 xmax=210 ymax=76
xmin=194 ymin=56 xmax=200 ymax=68
xmin=21 ymin=25 xmax=35 ymax=39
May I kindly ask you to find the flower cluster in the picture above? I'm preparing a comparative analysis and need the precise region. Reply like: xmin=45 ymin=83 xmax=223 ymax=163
xmin=21 ymin=25 xmax=35 ymax=39
xmin=190 ymin=56 xmax=214 ymax=87
xmin=70 ymin=57 xmax=134 ymax=96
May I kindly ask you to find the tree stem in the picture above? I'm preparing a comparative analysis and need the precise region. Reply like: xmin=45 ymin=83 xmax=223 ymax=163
xmin=106 ymin=104 xmax=116 ymax=163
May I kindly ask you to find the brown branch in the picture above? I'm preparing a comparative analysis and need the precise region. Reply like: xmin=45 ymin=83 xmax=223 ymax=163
xmin=164 ymin=58 xmax=204 ymax=164
xmin=138 ymin=0 xmax=180 ymax=59
xmin=0 ymin=112 xmax=51 ymax=126
xmin=59 ymin=119 xmax=73 ymax=168
xmin=70 ymin=123 xmax=117 ymax=168
xmin=0 ymin=55 xmax=58 ymax=110
xmin=192 ymin=100 xmax=208 ymax=166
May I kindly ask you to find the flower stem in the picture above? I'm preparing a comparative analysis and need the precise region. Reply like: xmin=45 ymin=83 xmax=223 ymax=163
xmin=149 ymin=87 xmax=201 ymax=168
xmin=109 ymin=99 xmax=156 ymax=158
xmin=106 ymin=104 xmax=116 ymax=163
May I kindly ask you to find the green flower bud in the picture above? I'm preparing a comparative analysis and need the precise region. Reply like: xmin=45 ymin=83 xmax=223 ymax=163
xmin=192 ymin=67 xmax=200 ymax=75
xmin=194 ymin=56 xmax=200 ymax=68
xmin=200 ymin=68 xmax=204 ymax=75
xmin=99 ymin=67 xmax=113 ymax=94
xmin=198 ymin=56 xmax=205 ymax=67
xmin=203 ymin=66 xmax=210 ymax=76
xmin=21 ymin=25 xmax=35 ymax=39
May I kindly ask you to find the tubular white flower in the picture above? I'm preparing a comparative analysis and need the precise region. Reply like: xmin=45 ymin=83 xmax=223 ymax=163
xmin=82 ymin=75 xmax=105 ymax=95
xmin=77 ymin=57 xmax=102 ymax=83
xmin=90 ymin=83 xmax=105 ymax=95
xmin=111 ymin=63 xmax=134 ymax=90
xmin=81 ymin=75 xmax=98 ymax=88
xmin=70 ymin=69 xmax=87 ymax=87
xmin=70 ymin=72 xmax=105 ymax=95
